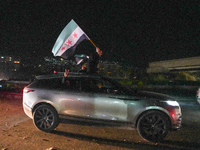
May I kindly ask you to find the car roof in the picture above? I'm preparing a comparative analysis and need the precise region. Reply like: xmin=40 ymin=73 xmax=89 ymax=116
xmin=35 ymin=72 xmax=102 ymax=80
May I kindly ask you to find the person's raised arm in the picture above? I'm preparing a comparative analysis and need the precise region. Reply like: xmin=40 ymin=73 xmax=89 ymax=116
xmin=64 ymin=69 xmax=70 ymax=77
xmin=62 ymin=69 xmax=70 ymax=84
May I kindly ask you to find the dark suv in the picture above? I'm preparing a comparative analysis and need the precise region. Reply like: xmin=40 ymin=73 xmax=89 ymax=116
xmin=23 ymin=72 xmax=182 ymax=142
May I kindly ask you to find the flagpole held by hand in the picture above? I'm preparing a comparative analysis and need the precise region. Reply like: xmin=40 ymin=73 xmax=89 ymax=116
xmin=90 ymin=40 xmax=97 ymax=48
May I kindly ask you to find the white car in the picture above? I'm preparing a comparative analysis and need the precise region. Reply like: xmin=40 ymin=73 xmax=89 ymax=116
xmin=197 ymin=88 xmax=200 ymax=104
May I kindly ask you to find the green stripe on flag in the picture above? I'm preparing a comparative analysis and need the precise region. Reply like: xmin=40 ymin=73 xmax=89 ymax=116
xmin=61 ymin=19 xmax=78 ymax=38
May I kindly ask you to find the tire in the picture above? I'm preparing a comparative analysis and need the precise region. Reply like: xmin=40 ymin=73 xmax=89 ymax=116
xmin=137 ymin=110 xmax=170 ymax=142
xmin=33 ymin=104 xmax=59 ymax=132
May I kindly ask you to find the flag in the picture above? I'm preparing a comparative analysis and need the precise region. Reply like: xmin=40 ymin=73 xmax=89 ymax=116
xmin=52 ymin=19 xmax=90 ymax=59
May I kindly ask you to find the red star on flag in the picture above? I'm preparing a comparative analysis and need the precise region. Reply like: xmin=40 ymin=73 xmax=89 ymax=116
xmin=61 ymin=46 xmax=66 ymax=50
xmin=73 ymin=32 xmax=78 ymax=38
xmin=66 ymin=39 xmax=72 ymax=45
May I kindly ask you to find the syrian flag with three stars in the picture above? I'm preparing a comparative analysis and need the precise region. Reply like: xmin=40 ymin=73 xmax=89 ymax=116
xmin=52 ymin=19 xmax=90 ymax=59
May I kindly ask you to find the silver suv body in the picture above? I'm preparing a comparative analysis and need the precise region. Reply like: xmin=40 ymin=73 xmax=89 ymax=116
xmin=197 ymin=87 xmax=200 ymax=104
xmin=23 ymin=73 xmax=182 ymax=142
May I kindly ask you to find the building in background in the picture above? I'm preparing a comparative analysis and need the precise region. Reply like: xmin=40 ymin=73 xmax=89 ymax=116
xmin=0 ymin=56 xmax=20 ymax=80
xmin=147 ymin=56 xmax=200 ymax=74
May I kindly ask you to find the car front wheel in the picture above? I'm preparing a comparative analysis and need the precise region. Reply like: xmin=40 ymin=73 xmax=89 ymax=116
xmin=33 ymin=104 xmax=59 ymax=132
xmin=137 ymin=111 xmax=170 ymax=142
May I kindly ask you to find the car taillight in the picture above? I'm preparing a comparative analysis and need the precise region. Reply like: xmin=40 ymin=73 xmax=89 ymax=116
xmin=23 ymin=88 xmax=34 ymax=93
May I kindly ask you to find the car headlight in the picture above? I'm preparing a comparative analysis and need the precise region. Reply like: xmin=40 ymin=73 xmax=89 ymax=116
xmin=166 ymin=100 xmax=179 ymax=106
xmin=166 ymin=100 xmax=181 ymax=116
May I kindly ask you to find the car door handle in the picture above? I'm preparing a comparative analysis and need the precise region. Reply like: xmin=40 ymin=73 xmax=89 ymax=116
xmin=109 ymin=96 xmax=128 ymax=100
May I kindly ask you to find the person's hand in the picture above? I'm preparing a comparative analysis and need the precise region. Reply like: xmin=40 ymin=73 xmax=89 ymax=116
xmin=64 ymin=69 xmax=70 ymax=77
xmin=96 ymin=47 xmax=103 ymax=57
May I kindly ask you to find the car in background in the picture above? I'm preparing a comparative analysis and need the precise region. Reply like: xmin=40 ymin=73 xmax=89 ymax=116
xmin=23 ymin=72 xmax=182 ymax=142
xmin=197 ymin=88 xmax=200 ymax=104
xmin=0 ymin=80 xmax=6 ymax=91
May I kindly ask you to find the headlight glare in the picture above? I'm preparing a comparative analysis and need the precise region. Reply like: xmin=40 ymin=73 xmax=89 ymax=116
xmin=166 ymin=100 xmax=179 ymax=106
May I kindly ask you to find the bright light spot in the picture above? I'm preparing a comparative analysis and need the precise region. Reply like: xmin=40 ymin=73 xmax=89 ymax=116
xmin=23 ymin=88 xmax=34 ymax=93
xmin=166 ymin=101 xmax=179 ymax=106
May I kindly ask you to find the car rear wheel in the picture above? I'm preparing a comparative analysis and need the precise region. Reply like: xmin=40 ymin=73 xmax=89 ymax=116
xmin=137 ymin=111 xmax=170 ymax=142
xmin=33 ymin=104 xmax=59 ymax=132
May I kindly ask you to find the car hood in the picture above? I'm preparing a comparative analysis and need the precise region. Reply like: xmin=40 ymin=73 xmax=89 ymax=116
xmin=136 ymin=90 xmax=175 ymax=101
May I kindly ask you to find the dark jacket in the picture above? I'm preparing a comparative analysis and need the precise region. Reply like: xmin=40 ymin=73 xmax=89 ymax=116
xmin=87 ymin=52 xmax=100 ymax=74
xmin=78 ymin=68 xmax=87 ymax=73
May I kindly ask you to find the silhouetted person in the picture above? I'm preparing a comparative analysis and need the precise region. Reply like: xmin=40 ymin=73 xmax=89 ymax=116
xmin=87 ymin=47 xmax=103 ymax=74
xmin=78 ymin=62 xmax=87 ymax=73
xmin=62 ymin=69 xmax=70 ymax=83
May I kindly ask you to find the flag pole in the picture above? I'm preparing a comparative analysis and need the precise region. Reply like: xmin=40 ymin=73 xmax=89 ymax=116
xmin=90 ymin=40 xmax=97 ymax=48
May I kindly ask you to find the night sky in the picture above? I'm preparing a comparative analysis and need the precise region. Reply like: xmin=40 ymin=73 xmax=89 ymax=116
xmin=1 ymin=0 xmax=200 ymax=68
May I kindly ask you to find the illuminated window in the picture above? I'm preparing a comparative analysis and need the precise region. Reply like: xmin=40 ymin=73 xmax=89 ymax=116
xmin=14 ymin=61 xmax=20 ymax=63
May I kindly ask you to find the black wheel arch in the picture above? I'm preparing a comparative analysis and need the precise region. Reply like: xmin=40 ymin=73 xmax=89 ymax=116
xmin=135 ymin=109 xmax=172 ymax=130
xmin=32 ymin=102 xmax=58 ymax=116
xmin=32 ymin=102 xmax=60 ymax=132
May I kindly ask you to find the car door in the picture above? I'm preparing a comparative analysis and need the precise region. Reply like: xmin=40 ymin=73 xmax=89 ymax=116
xmin=57 ymin=77 xmax=94 ymax=117
xmin=85 ymin=78 xmax=130 ymax=121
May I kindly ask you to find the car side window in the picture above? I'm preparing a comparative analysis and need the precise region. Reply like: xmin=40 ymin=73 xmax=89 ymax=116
xmin=81 ymin=78 xmax=115 ymax=94
xmin=80 ymin=79 xmax=95 ymax=92
xmin=62 ymin=78 xmax=80 ymax=91
xmin=36 ymin=78 xmax=62 ymax=90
